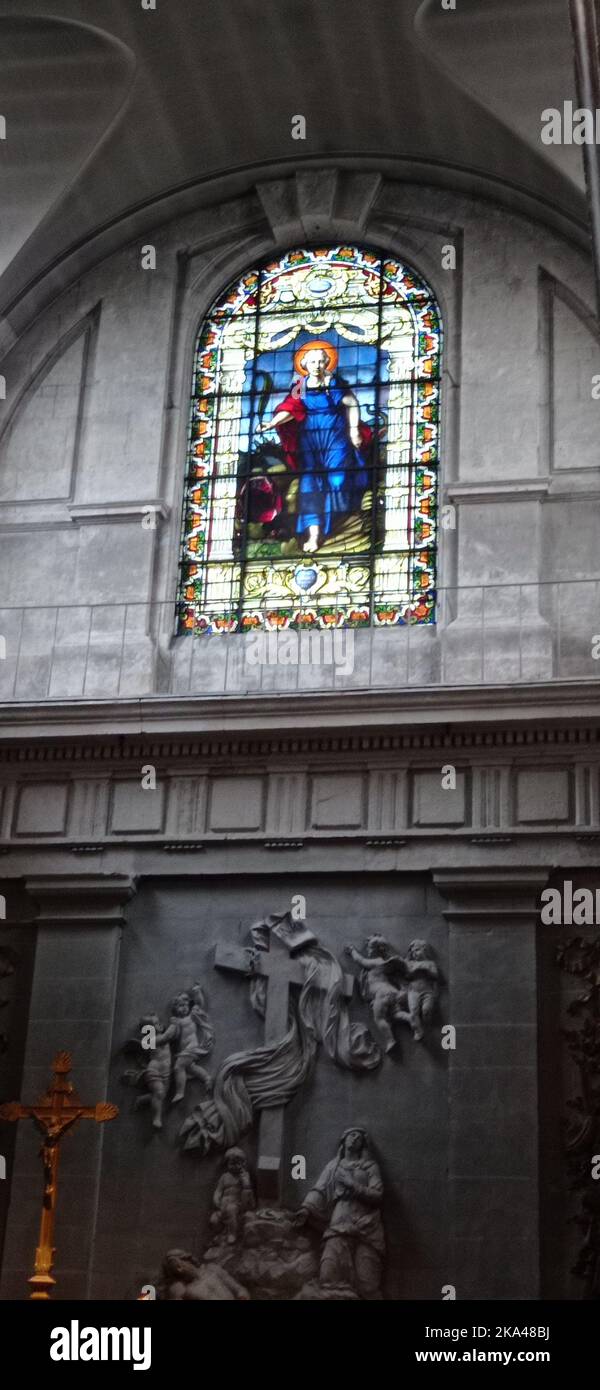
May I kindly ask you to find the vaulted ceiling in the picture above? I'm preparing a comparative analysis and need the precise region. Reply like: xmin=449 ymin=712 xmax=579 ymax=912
xmin=0 ymin=0 xmax=587 ymax=329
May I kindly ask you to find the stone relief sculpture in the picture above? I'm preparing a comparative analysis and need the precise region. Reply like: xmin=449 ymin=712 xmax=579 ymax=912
xmin=124 ymin=1012 xmax=173 ymax=1131
xmin=210 ymin=1147 xmax=255 ymax=1245
xmin=345 ymin=936 xmax=439 ymax=1049
xmin=122 ymin=983 xmax=214 ymax=1130
xmin=162 ymin=987 xmax=215 ymax=1104
xmin=158 ymin=1249 xmax=250 ymax=1301
xmin=153 ymin=1128 xmax=386 ymax=1301
xmin=130 ymin=917 xmax=440 ymax=1156
xmin=293 ymin=1127 xmax=385 ymax=1300
xmin=556 ymin=936 xmax=600 ymax=1298
xmin=145 ymin=911 xmax=439 ymax=1299
xmin=179 ymin=912 xmax=381 ymax=1160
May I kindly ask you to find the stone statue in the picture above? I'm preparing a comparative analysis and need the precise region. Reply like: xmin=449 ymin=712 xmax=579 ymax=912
xmin=345 ymin=935 xmax=439 ymax=1049
xmin=122 ymin=982 xmax=214 ymax=1128
xmin=398 ymin=939 xmax=440 ymax=1041
xmin=158 ymin=1249 xmax=249 ymax=1301
xmin=210 ymin=1147 xmax=255 ymax=1244
xmin=125 ymin=1012 xmax=172 ymax=1131
xmin=160 ymin=985 xmax=214 ymax=1104
xmin=293 ymin=1127 xmax=385 ymax=1299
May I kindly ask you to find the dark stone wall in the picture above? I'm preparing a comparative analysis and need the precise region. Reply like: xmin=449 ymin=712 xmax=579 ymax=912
xmin=0 ymin=868 xmax=560 ymax=1302
xmin=0 ymin=885 xmax=36 ymax=1284
xmin=538 ymin=873 xmax=600 ymax=1301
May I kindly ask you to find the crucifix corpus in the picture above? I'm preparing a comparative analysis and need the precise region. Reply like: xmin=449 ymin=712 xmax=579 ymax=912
xmin=0 ymin=1051 xmax=118 ymax=1299
xmin=215 ymin=919 xmax=355 ymax=1203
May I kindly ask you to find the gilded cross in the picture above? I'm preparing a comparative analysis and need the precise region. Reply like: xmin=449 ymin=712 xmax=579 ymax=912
xmin=0 ymin=1051 xmax=118 ymax=1299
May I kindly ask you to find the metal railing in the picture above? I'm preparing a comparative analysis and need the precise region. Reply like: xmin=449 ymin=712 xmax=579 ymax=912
xmin=0 ymin=579 xmax=599 ymax=703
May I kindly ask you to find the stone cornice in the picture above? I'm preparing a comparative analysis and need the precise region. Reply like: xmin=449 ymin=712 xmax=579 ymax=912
xmin=0 ymin=681 xmax=599 ymax=754
xmin=23 ymin=873 xmax=137 ymax=927
xmin=433 ymin=867 xmax=549 ymax=925
xmin=0 ymin=725 xmax=598 ymax=766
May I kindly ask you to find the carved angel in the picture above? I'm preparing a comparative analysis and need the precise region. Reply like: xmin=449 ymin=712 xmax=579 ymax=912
xmin=161 ymin=985 xmax=214 ymax=1104
xmin=122 ymin=983 xmax=215 ymax=1130
xmin=210 ymin=1147 xmax=255 ymax=1245
xmin=345 ymin=936 xmax=439 ymax=1049
xmin=122 ymin=1011 xmax=173 ymax=1130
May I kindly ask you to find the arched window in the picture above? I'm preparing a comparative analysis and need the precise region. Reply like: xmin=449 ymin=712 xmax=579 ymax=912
xmin=178 ymin=245 xmax=441 ymax=634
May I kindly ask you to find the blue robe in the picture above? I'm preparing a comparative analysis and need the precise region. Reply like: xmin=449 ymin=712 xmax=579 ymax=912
xmin=296 ymin=383 xmax=368 ymax=537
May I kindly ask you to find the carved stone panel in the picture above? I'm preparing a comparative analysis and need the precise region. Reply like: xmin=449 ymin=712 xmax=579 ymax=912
xmin=92 ymin=873 xmax=447 ymax=1300
xmin=14 ymin=782 xmax=70 ymax=836
xmin=515 ymin=768 xmax=571 ymax=824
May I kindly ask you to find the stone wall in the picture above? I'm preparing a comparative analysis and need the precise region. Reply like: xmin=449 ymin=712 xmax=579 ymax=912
xmin=1 ymin=169 xmax=599 ymax=1303
xmin=1 ymin=171 xmax=599 ymax=700
xmin=1 ymin=705 xmax=598 ymax=1298
xmin=0 ymin=890 xmax=34 ymax=1282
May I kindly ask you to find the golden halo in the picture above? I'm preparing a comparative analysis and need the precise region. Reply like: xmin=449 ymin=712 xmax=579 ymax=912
xmin=293 ymin=340 xmax=338 ymax=377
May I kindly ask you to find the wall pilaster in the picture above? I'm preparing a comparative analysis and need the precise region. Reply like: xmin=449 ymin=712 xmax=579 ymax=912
xmin=0 ymin=874 xmax=136 ymax=1300
xmin=433 ymin=868 xmax=548 ymax=1300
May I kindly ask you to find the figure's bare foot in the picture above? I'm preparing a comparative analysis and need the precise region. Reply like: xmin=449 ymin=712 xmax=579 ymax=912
xmin=412 ymin=1027 xmax=424 ymax=1042
xmin=171 ymin=1092 xmax=184 ymax=1105
xmin=227 ymin=1234 xmax=236 ymax=1246
xmin=303 ymin=526 xmax=320 ymax=553
xmin=152 ymin=1118 xmax=163 ymax=1131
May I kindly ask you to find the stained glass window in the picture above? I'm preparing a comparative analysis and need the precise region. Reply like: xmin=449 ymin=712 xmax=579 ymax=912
xmin=177 ymin=245 xmax=441 ymax=634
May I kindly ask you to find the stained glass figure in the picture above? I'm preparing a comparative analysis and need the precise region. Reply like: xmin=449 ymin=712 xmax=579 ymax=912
xmin=177 ymin=246 xmax=442 ymax=634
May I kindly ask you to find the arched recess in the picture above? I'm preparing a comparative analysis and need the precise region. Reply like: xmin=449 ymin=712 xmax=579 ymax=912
xmin=177 ymin=244 xmax=442 ymax=635
xmin=538 ymin=270 xmax=600 ymax=474
xmin=0 ymin=305 xmax=100 ymax=503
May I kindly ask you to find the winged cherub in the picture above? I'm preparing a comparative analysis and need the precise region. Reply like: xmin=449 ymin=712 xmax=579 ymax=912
xmin=344 ymin=936 xmax=439 ymax=1050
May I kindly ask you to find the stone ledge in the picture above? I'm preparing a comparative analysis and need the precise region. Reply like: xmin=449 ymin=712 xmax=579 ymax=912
xmin=68 ymin=501 xmax=170 ymax=524
xmin=0 ymin=679 xmax=600 ymax=745
xmin=445 ymin=480 xmax=549 ymax=503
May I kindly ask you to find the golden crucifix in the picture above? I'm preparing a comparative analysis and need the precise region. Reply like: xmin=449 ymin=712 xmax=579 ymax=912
xmin=0 ymin=1051 xmax=118 ymax=1299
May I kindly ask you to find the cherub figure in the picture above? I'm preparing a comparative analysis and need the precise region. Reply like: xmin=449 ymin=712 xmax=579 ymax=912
xmin=122 ymin=1011 xmax=173 ymax=1130
xmin=161 ymin=984 xmax=215 ymax=1105
xmin=345 ymin=936 xmax=438 ymax=1049
xmin=122 ymin=983 xmax=214 ymax=1128
xmin=400 ymin=939 xmax=439 ymax=1041
xmin=210 ymin=1147 xmax=255 ymax=1245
